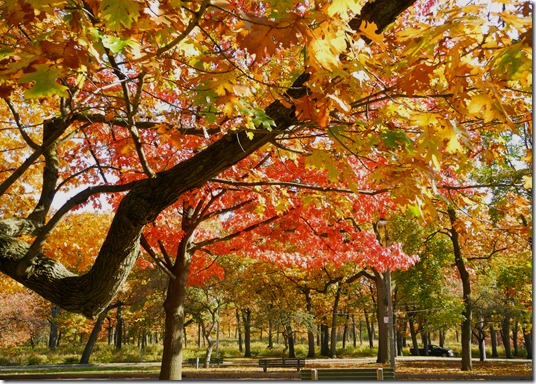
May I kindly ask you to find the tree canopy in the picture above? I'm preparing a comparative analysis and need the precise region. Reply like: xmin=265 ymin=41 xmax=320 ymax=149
xmin=0 ymin=0 xmax=531 ymax=323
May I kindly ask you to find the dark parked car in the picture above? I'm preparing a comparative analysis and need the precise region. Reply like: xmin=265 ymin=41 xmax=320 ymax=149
xmin=411 ymin=344 xmax=454 ymax=357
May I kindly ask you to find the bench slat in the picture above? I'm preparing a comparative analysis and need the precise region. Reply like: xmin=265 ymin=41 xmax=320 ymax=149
xmin=300 ymin=368 xmax=395 ymax=381
xmin=258 ymin=358 xmax=306 ymax=372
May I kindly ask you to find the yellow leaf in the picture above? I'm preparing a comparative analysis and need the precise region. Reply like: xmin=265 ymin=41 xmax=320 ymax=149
xmin=359 ymin=21 xmax=386 ymax=49
xmin=327 ymin=0 xmax=361 ymax=17
xmin=523 ymin=175 xmax=532 ymax=189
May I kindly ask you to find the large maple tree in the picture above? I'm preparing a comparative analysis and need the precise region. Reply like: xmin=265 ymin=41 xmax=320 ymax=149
xmin=0 ymin=0 xmax=531 ymax=379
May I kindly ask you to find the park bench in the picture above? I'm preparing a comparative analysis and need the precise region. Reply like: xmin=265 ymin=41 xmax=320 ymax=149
xmin=187 ymin=357 xmax=223 ymax=367
xmin=300 ymin=367 xmax=395 ymax=380
xmin=258 ymin=358 xmax=306 ymax=372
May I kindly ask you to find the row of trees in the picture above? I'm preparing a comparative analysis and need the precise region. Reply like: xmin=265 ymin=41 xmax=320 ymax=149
xmin=1 ymin=202 xmax=531 ymax=362
xmin=0 ymin=0 xmax=531 ymax=379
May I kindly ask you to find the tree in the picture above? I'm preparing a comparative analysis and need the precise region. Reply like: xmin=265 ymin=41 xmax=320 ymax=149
xmin=0 ymin=0 xmax=530 ymax=380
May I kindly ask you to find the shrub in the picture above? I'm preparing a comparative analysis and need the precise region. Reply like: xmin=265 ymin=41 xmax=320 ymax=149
xmin=27 ymin=354 xmax=48 ymax=365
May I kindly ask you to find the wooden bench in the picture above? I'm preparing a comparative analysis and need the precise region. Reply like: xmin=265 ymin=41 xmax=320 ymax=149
xmin=258 ymin=358 xmax=306 ymax=372
xmin=187 ymin=357 xmax=223 ymax=367
xmin=300 ymin=367 xmax=395 ymax=380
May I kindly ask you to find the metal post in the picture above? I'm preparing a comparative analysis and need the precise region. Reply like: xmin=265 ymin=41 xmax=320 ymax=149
xmin=376 ymin=367 xmax=384 ymax=380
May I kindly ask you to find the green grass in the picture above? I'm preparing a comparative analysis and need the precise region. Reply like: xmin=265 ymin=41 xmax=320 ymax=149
xmin=0 ymin=339 xmax=522 ymax=368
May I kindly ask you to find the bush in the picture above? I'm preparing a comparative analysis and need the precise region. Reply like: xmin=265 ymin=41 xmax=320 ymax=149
xmin=63 ymin=356 xmax=80 ymax=364
xmin=27 ymin=354 xmax=48 ymax=365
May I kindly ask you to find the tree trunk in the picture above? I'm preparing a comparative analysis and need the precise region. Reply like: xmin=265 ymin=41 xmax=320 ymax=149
xmin=268 ymin=316 xmax=274 ymax=350
xmin=80 ymin=302 xmax=121 ymax=364
xmin=242 ymin=308 xmax=252 ymax=358
xmin=448 ymin=207 xmax=472 ymax=371
xmin=364 ymin=308 xmax=374 ymax=348
xmin=236 ymin=309 xmax=243 ymax=353
xmin=501 ymin=316 xmax=513 ymax=358
xmin=522 ymin=326 xmax=532 ymax=359
xmin=320 ymin=322 xmax=330 ymax=356
xmin=375 ymin=270 xmax=388 ymax=364
xmin=48 ymin=303 xmax=61 ymax=351
xmin=159 ymin=243 xmax=191 ymax=380
xmin=330 ymin=283 xmax=342 ymax=358
xmin=490 ymin=325 xmax=499 ymax=357
xmin=512 ymin=320 xmax=519 ymax=356
xmin=283 ymin=324 xmax=296 ymax=358
xmin=114 ymin=304 xmax=123 ymax=350
xmin=305 ymin=290 xmax=316 ymax=358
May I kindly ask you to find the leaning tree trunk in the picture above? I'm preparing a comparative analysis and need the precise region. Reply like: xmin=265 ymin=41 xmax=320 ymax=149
xmin=80 ymin=302 xmax=122 ymax=364
xmin=448 ymin=207 xmax=472 ymax=371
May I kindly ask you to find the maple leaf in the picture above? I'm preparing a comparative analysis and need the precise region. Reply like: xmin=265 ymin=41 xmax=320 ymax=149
xmin=18 ymin=64 xmax=69 ymax=98
xmin=327 ymin=0 xmax=361 ymax=17
xmin=99 ymin=0 xmax=140 ymax=31
xmin=359 ymin=21 xmax=386 ymax=49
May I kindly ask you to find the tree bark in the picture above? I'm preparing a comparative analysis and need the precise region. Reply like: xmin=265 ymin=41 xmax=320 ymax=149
xmin=48 ymin=303 xmax=61 ymax=351
xmin=501 ymin=315 xmax=513 ymax=358
xmin=490 ymin=325 xmax=499 ymax=357
xmin=375 ymin=270 xmax=388 ymax=364
xmin=158 ymin=247 xmax=190 ymax=380
xmin=448 ymin=207 xmax=472 ymax=371
xmin=330 ymin=283 xmax=342 ymax=358
xmin=80 ymin=302 xmax=121 ymax=364
xmin=243 ymin=308 xmax=252 ymax=358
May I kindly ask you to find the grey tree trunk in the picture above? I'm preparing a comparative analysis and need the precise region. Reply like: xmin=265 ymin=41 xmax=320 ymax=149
xmin=448 ymin=207 xmax=472 ymax=371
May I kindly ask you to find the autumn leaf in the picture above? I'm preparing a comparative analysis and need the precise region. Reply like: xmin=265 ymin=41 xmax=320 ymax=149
xmin=18 ymin=64 xmax=69 ymax=98
xmin=99 ymin=0 xmax=140 ymax=31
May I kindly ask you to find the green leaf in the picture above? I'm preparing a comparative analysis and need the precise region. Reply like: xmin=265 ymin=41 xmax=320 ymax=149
xmin=100 ymin=0 xmax=140 ymax=31
xmin=102 ymin=35 xmax=135 ymax=54
xmin=381 ymin=130 xmax=413 ymax=150
xmin=18 ymin=64 xmax=68 ymax=99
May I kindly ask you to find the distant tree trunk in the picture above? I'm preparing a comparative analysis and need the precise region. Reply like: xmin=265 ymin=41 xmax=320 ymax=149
xmin=342 ymin=314 xmax=349 ymax=349
xmin=242 ymin=308 xmax=252 ymax=358
xmin=196 ymin=322 xmax=201 ymax=347
xmin=114 ymin=304 xmax=123 ymax=350
xmin=48 ymin=303 xmax=61 ymax=351
xmin=320 ymin=322 xmax=329 ymax=356
xmin=352 ymin=315 xmax=357 ymax=348
xmin=330 ymin=283 xmax=342 ymax=358
xmin=421 ymin=332 xmax=429 ymax=356
xmin=236 ymin=309 xmax=243 ymax=353
xmin=490 ymin=325 xmax=499 ymax=357
xmin=80 ymin=302 xmax=121 ymax=364
xmin=501 ymin=316 xmax=513 ymax=358
xmin=364 ymin=308 xmax=374 ymax=348
xmin=107 ymin=318 xmax=113 ymax=345
xmin=522 ymin=326 xmax=532 ymax=359
xmin=268 ymin=317 xmax=274 ymax=350
xmin=474 ymin=318 xmax=486 ymax=361
xmin=512 ymin=320 xmax=519 ymax=356
xmin=305 ymin=290 xmax=316 ymax=358
xmin=284 ymin=324 xmax=296 ymax=358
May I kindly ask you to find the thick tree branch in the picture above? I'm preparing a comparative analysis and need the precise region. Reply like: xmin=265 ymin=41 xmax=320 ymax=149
xmin=0 ymin=0 xmax=417 ymax=318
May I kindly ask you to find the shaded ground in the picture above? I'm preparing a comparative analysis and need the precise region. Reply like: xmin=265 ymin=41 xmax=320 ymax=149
xmin=0 ymin=357 xmax=532 ymax=380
